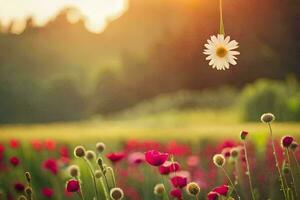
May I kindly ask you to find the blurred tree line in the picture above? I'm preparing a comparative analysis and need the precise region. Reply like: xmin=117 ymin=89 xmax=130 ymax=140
xmin=0 ymin=0 xmax=299 ymax=123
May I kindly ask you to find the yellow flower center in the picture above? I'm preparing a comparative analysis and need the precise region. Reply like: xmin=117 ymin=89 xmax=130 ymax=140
xmin=216 ymin=46 xmax=228 ymax=58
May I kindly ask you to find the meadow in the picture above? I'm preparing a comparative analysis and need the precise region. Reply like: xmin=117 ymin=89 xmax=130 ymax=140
xmin=1 ymin=110 xmax=300 ymax=200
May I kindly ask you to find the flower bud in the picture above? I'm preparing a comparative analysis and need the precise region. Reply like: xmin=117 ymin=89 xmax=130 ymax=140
xmin=68 ymin=165 xmax=80 ymax=177
xmin=25 ymin=187 xmax=33 ymax=196
xmin=25 ymin=172 xmax=31 ymax=184
xmin=230 ymin=148 xmax=239 ymax=158
xmin=261 ymin=113 xmax=275 ymax=123
xmin=86 ymin=150 xmax=96 ymax=160
xmin=95 ymin=170 xmax=102 ymax=179
xmin=97 ymin=157 xmax=104 ymax=168
xmin=186 ymin=182 xmax=200 ymax=196
xmin=110 ymin=188 xmax=124 ymax=200
xmin=213 ymin=154 xmax=225 ymax=167
xmin=74 ymin=146 xmax=86 ymax=158
xmin=154 ymin=183 xmax=165 ymax=196
xmin=240 ymin=131 xmax=248 ymax=140
xmin=96 ymin=142 xmax=106 ymax=153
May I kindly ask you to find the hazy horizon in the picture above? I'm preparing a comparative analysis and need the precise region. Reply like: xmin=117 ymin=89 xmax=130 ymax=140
xmin=0 ymin=0 xmax=127 ymax=34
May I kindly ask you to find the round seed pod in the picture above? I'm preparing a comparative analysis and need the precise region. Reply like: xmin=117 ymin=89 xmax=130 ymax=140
xmin=213 ymin=154 xmax=225 ymax=167
xmin=154 ymin=183 xmax=165 ymax=196
xmin=96 ymin=142 xmax=106 ymax=153
xmin=95 ymin=170 xmax=102 ymax=179
xmin=261 ymin=113 xmax=275 ymax=123
xmin=68 ymin=165 xmax=80 ymax=177
xmin=86 ymin=150 xmax=96 ymax=160
xmin=110 ymin=188 xmax=124 ymax=200
xmin=186 ymin=182 xmax=200 ymax=196
xmin=74 ymin=146 xmax=86 ymax=158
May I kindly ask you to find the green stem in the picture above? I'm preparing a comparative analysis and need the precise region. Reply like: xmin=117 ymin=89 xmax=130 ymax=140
xmin=243 ymin=141 xmax=256 ymax=200
xmin=286 ymin=149 xmax=298 ymax=199
xmin=107 ymin=167 xmax=117 ymax=188
xmin=83 ymin=158 xmax=99 ymax=200
xmin=219 ymin=0 xmax=225 ymax=35
xmin=267 ymin=123 xmax=288 ymax=200
xmin=160 ymin=175 xmax=170 ymax=200
xmin=221 ymin=167 xmax=240 ymax=200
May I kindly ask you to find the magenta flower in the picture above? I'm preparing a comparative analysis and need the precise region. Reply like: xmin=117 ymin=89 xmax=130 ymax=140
xmin=14 ymin=182 xmax=25 ymax=192
xmin=171 ymin=176 xmax=187 ymax=188
xmin=169 ymin=162 xmax=181 ymax=172
xmin=170 ymin=188 xmax=182 ymax=200
xmin=281 ymin=136 xmax=294 ymax=148
xmin=42 ymin=187 xmax=54 ymax=198
xmin=66 ymin=179 xmax=80 ymax=192
xmin=207 ymin=191 xmax=219 ymax=200
xmin=10 ymin=156 xmax=20 ymax=166
xmin=106 ymin=152 xmax=126 ymax=163
xmin=145 ymin=150 xmax=168 ymax=166
xmin=43 ymin=159 xmax=58 ymax=175
xmin=212 ymin=185 xmax=229 ymax=196
xmin=159 ymin=164 xmax=170 ymax=175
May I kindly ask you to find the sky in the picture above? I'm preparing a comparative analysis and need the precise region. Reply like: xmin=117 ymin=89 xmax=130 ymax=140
xmin=0 ymin=0 xmax=127 ymax=34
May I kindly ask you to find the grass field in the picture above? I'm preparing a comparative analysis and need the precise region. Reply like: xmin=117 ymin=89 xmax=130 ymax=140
xmin=1 ymin=109 xmax=300 ymax=143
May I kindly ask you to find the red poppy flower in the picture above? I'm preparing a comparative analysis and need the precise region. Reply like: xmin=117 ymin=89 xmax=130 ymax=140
xmin=207 ymin=191 xmax=219 ymax=200
xmin=31 ymin=140 xmax=43 ymax=151
xmin=212 ymin=185 xmax=229 ymax=196
xmin=44 ymin=140 xmax=56 ymax=151
xmin=14 ymin=182 xmax=25 ymax=192
xmin=10 ymin=156 xmax=20 ymax=166
xmin=10 ymin=139 xmax=20 ymax=149
xmin=60 ymin=146 xmax=69 ymax=158
xmin=42 ymin=187 xmax=54 ymax=198
xmin=169 ymin=162 xmax=180 ymax=172
xmin=145 ymin=150 xmax=168 ymax=166
xmin=170 ymin=188 xmax=182 ymax=200
xmin=171 ymin=176 xmax=187 ymax=188
xmin=106 ymin=152 xmax=125 ymax=163
xmin=0 ymin=144 xmax=5 ymax=153
xmin=43 ymin=159 xmax=58 ymax=175
xmin=66 ymin=179 xmax=80 ymax=192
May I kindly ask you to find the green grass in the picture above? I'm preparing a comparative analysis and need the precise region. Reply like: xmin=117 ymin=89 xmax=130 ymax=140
xmin=1 ymin=109 xmax=300 ymax=143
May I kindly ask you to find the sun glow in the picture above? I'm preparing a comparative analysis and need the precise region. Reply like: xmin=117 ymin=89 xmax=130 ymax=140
xmin=0 ymin=0 xmax=127 ymax=34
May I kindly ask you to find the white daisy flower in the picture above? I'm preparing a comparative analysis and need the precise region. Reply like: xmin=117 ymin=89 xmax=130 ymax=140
xmin=203 ymin=34 xmax=240 ymax=70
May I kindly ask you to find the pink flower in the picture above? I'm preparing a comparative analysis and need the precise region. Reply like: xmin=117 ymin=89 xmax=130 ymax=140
xmin=10 ymin=156 xmax=20 ymax=166
xmin=159 ymin=164 xmax=170 ymax=175
xmin=128 ymin=152 xmax=145 ymax=165
xmin=66 ymin=179 xmax=80 ymax=192
xmin=171 ymin=176 xmax=187 ymax=188
xmin=281 ymin=136 xmax=294 ymax=148
xmin=145 ymin=150 xmax=168 ymax=166
xmin=10 ymin=139 xmax=20 ymax=149
xmin=106 ymin=152 xmax=126 ymax=163
xmin=186 ymin=155 xmax=199 ymax=167
xmin=14 ymin=182 xmax=25 ymax=192
xmin=43 ymin=159 xmax=58 ymax=175
xmin=159 ymin=161 xmax=180 ymax=175
xmin=60 ymin=146 xmax=69 ymax=158
xmin=169 ymin=162 xmax=180 ymax=172
xmin=207 ymin=191 xmax=219 ymax=200
xmin=212 ymin=185 xmax=229 ymax=196
xmin=170 ymin=188 xmax=182 ymax=200
xmin=42 ymin=187 xmax=54 ymax=198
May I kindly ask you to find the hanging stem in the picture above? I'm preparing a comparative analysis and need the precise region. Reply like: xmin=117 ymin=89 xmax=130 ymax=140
xmin=243 ymin=141 xmax=256 ymax=200
xmin=267 ymin=123 xmax=288 ymax=200
xmin=219 ymin=0 xmax=225 ymax=35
